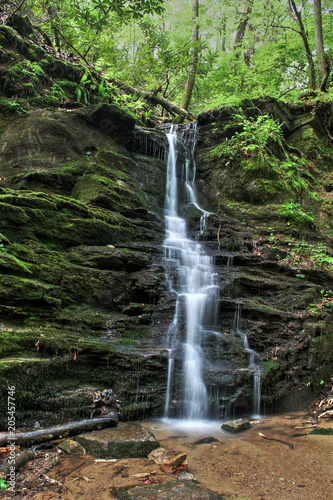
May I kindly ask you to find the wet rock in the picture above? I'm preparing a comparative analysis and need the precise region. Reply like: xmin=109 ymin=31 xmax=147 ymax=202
xmin=163 ymin=452 xmax=187 ymax=468
xmin=58 ymin=439 xmax=86 ymax=455
xmin=131 ymin=126 xmax=168 ymax=158
xmin=75 ymin=423 xmax=160 ymax=458
xmin=192 ymin=436 xmax=219 ymax=445
xmin=148 ymin=447 xmax=173 ymax=465
xmin=115 ymin=480 xmax=223 ymax=499
xmin=221 ymin=418 xmax=251 ymax=433
xmin=179 ymin=471 xmax=195 ymax=480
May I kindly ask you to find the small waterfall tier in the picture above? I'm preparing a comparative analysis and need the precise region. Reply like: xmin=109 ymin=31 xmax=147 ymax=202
xmin=163 ymin=124 xmax=218 ymax=419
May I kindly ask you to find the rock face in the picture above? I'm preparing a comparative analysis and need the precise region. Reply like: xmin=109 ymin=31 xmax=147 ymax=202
xmin=0 ymin=103 xmax=173 ymax=428
xmin=191 ymin=98 xmax=333 ymax=414
xmin=75 ymin=423 xmax=160 ymax=458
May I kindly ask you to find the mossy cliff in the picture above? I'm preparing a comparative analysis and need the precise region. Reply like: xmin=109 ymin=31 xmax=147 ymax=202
xmin=192 ymin=98 xmax=333 ymax=413
xmin=0 ymin=98 xmax=174 ymax=426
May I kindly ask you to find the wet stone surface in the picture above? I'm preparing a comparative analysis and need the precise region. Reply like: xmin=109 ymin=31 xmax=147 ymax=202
xmin=75 ymin=423 xmax=160 ymax=458
xmin=115 ymin=480 xmax=223 ymax=499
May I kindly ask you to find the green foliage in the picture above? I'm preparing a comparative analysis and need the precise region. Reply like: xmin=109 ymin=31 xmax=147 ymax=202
xmin=262 ymin=360 xmax=279 ymax=375
xmin=0 ymin=478 xmax=7 ymax=490
xmin=25 ymin=60 xmax=44 ymax=77
xmin=277 ymin=238 xmax=333 ymax=272
xmin=75 ymin=69 xmax=92 ymax=104
xmin=209 ymin=113 xmax=283 ymax=165
xmin=278 ymin=203 xmax=314 ymax=229
xmin=308 ymin=289 xmax=333 ymax=318
xmin=7 ymin=0 xmax=333 ymax=112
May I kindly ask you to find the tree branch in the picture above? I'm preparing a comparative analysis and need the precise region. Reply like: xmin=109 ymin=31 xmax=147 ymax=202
xmin=9 ymin=0 xmax=27 ymax=18
xmin=53 ymin=27 xmax=91 ymax=67
xmin=271 ymin=24 xmax=301 ymax=35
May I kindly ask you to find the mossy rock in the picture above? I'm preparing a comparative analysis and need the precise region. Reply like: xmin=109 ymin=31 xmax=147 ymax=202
xmin=309 ymin=428 xmax=333 ymax=435
xmin=75 ymin=423 xmax=160 ymax=458
xmin=11 ymin=14 xmax=34 ymax=37
xmin=71 ymin=174 xmax=143 ymax=212
xmin=221 ymin=418 xmax=251 ymax=433
xmin=115 ymin=480 xmax=224 ymax=499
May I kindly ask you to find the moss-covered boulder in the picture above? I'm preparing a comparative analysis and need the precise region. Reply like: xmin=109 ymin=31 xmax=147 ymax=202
xmin=115 ymin=480 xmax=224 ymax=500
xmin=75 ymin=423 xmax=160 ymax=458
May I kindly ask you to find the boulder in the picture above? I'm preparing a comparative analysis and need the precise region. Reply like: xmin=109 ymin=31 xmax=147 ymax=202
xmin=11 ymin=14 xmax=34 ymax=37
xmin=58 ymin=439 xmax=86 ymax=455
xmin=115 ymin=480 xmax=223 ymax=499
xmin=82 ymin=104 xmax=137 ymax=147
xmin=75 ymin=423 xmax=160 ymax=458
xmin=221 ymin=418 xmax=251 ymax=433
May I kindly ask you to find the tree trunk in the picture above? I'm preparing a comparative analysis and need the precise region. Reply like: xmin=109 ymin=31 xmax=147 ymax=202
xmin=314 ymin=0 xmax=330 ymax=91
xmin=109 ymin=78 xmax=196 ymax=121
xmin=288 ymin=0 xmax=317 ymax=90
xmin=233 ymin=0 xmax=253 ymax=58
xmin=179 ymin=0 xmax=199 ymax=115
xmin=0 ymin=416 xmax=118 ymax=447
xmin=220 ymin=17 xmax=226 ymax=52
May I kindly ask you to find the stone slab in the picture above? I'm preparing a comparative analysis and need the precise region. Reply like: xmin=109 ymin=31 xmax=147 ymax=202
xmin=115 ymin=480 xmax=223 ymax=499
xmin=75 ymin=423 xmax=159 ymax=458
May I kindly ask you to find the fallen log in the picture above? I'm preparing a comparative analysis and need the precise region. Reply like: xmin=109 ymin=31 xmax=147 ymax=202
xmin=0 ymin=450 xmax=35 ymax=477
xmin=109 ymin=78 xmax=196 ymax=122
xmin=0 ymin=415 xmax=118 ymax=447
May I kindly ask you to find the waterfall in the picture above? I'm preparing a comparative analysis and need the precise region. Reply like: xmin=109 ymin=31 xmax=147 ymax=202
xmin=163 ymin=125 xmax=218 ymax=420
xmin=234 ymin=305 xmax=262 ymax=416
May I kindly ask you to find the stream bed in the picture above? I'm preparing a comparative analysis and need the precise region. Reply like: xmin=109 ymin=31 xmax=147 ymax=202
xmin=26 ymin=413 xmax=333 ymax=500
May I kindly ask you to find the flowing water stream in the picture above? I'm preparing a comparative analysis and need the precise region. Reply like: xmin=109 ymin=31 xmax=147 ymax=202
xmin=163 ymin=125 xmax=218 ymax=419
xmin=163 ymin=124 xmax=261 ymax=420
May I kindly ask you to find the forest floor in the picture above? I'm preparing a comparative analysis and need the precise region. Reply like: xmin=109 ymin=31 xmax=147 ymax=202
xmin=0 ymin=412 xmax=332 ymax=500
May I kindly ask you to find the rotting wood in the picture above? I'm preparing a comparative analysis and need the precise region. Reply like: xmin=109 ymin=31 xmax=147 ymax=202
xmin=0 ymin=450 xmax=35 ymax=477
xmin=0 ymin=416 xmax=118 ymax=447
xmin=22 ymin=452 xmax=60 ymax=486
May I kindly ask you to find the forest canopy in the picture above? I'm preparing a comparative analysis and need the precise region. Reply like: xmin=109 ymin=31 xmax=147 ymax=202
xmin=1 ymin=0 xmax=333 ymax=114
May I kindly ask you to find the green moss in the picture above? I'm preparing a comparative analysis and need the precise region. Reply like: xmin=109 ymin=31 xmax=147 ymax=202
xmin=278 ymin=203 xmax=315 ymax=230
xmin=118 ymin=339 xmax=138 ymax=346
xmin=0 ymin=275 xmax=61 ymax=306
xmin=262 ymin=360 xmax=279 ymax=375
xmin=310 ymin=428 xmax=333 ymax=435
xmin=0 ymin=249 xmax=32 ymax=274
xmin=0 ymin=202 xmax=29 ymax=223
xmin=0 ymin=97 xmax=21 ymax=114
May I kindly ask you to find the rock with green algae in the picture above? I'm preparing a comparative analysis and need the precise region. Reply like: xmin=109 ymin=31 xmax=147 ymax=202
xmin=58 ymin=439 xmax=86 ymax=455
xmin=221 ymin=418 xmax=251 ymax=433
xmin=75 ymin=423 xmax=160 ymax=458
xmin=0 ymin=48 xmax=173 ymax=428
xmin=11 ymin=14 xmax=34 ymax=38
xmin=115 ymin=480 xmax=223 ymax=499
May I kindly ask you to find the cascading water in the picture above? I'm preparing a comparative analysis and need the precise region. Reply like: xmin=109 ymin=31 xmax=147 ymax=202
xmin=234 ymin=304 xmax=262 ymax=416
xmin=163 ymin=125 xmax=218 ymax=420
xmin=163 ymin=124 xmax=262 ymax=420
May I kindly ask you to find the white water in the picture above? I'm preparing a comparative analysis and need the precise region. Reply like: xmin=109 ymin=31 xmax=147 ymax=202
xmin=234 ymin=305 xmax=262 ymax=416
xmin=164 ymin=126 xmax=218 ymax=419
